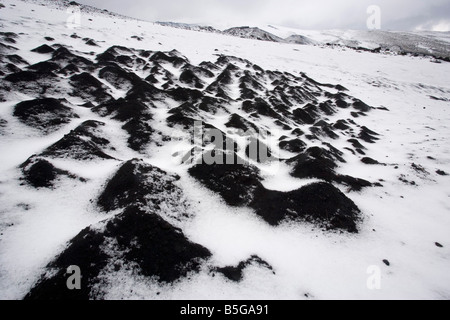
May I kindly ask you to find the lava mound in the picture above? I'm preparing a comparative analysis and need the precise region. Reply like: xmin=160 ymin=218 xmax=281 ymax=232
xmin=13 ymin=98 xmax=79 ymax=134
xmin=97 ymin=159 xmax=186 ymax=219
xmin=92 ymin=98 xmax=154 ymax=152
xmin=40 ymin=120 xmax=115 ymax=160
xmin=20 ymin=157 xmax=83 ymax=189
xmin=70 ymin=73 xmax=112 ymax=103
xmin=189 ymin=157 xmax=361 ymax=232
xmin=214 ymin=255 xmax=275 ymax=282
xmin=25 ymin=206 xmax=211 ymax=300
xmin=251 ymin=182 xmax=361 ymax=232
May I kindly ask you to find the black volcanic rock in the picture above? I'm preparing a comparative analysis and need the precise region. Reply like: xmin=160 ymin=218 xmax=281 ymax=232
xmin=20 ymin=157 xmax=82 ymax=189
xmin=225 ymin=113 xmax=259 ymax=133
xmin=251 ymin=182 xmax=360 ymax=232
xmin=189 ymin=156 xmax=362 ymax=231
xmin=361 ymin=157 xmax=381 ymax=165
xmin=214 ymin=256 xmax=274 ymax=282
xmin=31 ymin=44 xmax=54 ymax=54
xmin=125 ymin=81 xmax=165 ymax=103
xmin=359 ymin=126 xmax=380 ymax=143
xmin=189 ymin=160 xmax=261 ymax=207
xmin=198 ymin=96 xmax=229 ymax=115
xmin=41 ymin=120 xmax=114 ymax=160
xmin=25 ymin=205 xmax=211 ymax=300
xmin=293 ymin=105 xmax=317 ymax=124
xmin=13 ymin=98 xmax=78 ymax=134
xmin=353 ymin=99 xmax=371 ymax=112
xmin=286 ymin=146 xmax=371 ymax=191
xmin=182 ymin=64 xmax=215 ymax=78
xmin=5 ymin=69 xmax=56 ymax=83
xmin=0 ymin=42 xmax=18 ymax=54
xmin=179 ymin=69 xmax=204 ymax=89
xmin=27 ymin=61 xmax=60 ymax=73
xmin=85 ymin=39 xmax=98 ymax=46
xmin=70 ymin=72 xmax=112 ymax=103
xmin=98 ymin=64 xmax=141 ymax=90
xmin=242 ymin=98 xmax=280 ymax=119
xmin=0 ymin=63 xmax=21 ymax=74
xmin=92 ymin=98 xmax=154 ymax=152
xmin=287 ymin=147 xmax=340 ymax=181
xmin=348 ymin=139 xmax=366 ymax=150
xmin=239 ymin=70 xmax=265 ymax=92
xmin=150 ymin=51 xmax=187 ymax=67
xmin=311 ymin=120 xmax=339 ymax=139
xmin=6 ymin=54 xmax=29 ymax=66
xmin=104 ymin=95 xmax=152 ymax=119
xmin=334 ymin=119 xmax=350 ymax=130
xmin=318 ymin=101 xmax=337 ymax=115
xmin=58 ymin=63 xmax=79 ymax=76
xmin=168 ymin=87 xmax=203 ymax=103
xmin=52 ymin=47 xmax=93 ymax=68
xmin=335 ymin=99 xmax=349 ymax=109
xmin=279 ymin=139 xmax=307 ymax=153
xmin=98 ymin=159 xmax=182 ymax=213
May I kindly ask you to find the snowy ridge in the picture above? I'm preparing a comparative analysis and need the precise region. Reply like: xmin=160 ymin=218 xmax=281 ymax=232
xmin=223 ymin=26 xmax=285 ymax=43
xmin=0 ymin=0 xmax=449 ymax=300
xmin=155 ymin=22 xmax=221 ymax=34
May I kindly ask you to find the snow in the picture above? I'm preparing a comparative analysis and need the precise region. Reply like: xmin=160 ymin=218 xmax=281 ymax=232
xmin=0 ymin=0 xmax=449 ymax=300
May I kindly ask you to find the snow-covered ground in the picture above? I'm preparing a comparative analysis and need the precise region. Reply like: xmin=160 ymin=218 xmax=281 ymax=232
xmin=0 ymin=0 xmax=449 ymax=300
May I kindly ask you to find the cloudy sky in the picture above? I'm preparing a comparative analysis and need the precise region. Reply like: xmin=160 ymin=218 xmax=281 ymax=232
xmin=75 ymin=0 xmax=450 ymax=31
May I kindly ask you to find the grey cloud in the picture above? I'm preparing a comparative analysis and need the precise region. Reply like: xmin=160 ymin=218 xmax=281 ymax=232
xmin=75 ymin=0 xmax=450 ymax=31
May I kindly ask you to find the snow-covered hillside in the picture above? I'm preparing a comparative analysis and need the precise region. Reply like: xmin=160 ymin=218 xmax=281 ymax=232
xmin=223 ymin=27 xmax=284 ymax=43
xmin=263 ymin=25 xmax=450 ymax=59
xmin=0 ymin=0 xmax=449 ymax=300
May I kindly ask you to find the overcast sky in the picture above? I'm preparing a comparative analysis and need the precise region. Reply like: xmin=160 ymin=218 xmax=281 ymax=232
xmin=75 ymin=0 xmax=450 ymax=31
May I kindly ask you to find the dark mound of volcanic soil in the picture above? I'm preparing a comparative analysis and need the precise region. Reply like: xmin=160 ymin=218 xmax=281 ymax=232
xmin=13 ymin=98 xmax=79 ymax=134
xmin=279 ymin=138 xmax=307 ymax=153
xmin=0 ymin=63 xmax=21 ymax=75
xmin=311 ymin=120 xmax=339 ymax=139
xmin=70 ymin=73 xmax=112 ymax=103
xmin=179 ymin=69 xmax=204 ymax=89
xmin=150 ymin=51 xmax=187 ymax=68
xmin=98 ymin=64 xmax=141 ymax=91
xmin=58 ymin=63 xmax=79 ymax=76
xmin=51 ymin=47 xmax=93 ymax=69
xmin=189 ymin=155 xmax=361 ymax=232
xmin=251 ymin=182 xmax=360 ymax=232
xmin=5 ymin=68 xmax=57 ymax=84
xmin=20 ymin=157 xmax=82 ymax=189
xmin=31 ymin=44 xmax=54 ymax=54
xmin=359 ymin=126 xmax=380 ymax=143
xmin=286 ymin=146 xmax=372 ymax=191
xmin=242 ymin=98 xmax=281 ymax=120
xmin=92 ymin=98 xmax=154 ymax=152
xmin=25 ymin=205 xmax=211 ymax=300
xmin=213 ymin=255 xmax=275 ymax=282
xmin=97 ymin=159 xmax=182 ymax=213
xmin=189 ymin=161 xmax=261 ymax=207
xmin=5 ymin=54 xmax=29 ymax=66
xmin=26 ymin=61 xmax=60 ymax=73
xmin=225 ymin=113 xmax=259 ymax=133
xmin=41 ymin=120 xmax=114 ymax=160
